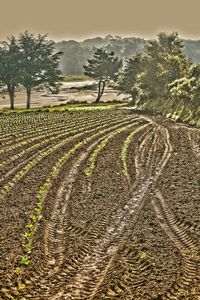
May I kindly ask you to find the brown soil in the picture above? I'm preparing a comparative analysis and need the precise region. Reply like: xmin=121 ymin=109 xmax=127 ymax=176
xmin=0 ymin=109 xmax=199 ymax=300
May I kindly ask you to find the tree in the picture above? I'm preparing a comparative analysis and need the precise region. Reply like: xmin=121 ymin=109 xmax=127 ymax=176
xmin=18 ymin=31 xmax=63 ymax=109
xmin=83 ymin=48 xmax=122 ymax=103
xmin=116 ymin=53 xmax=144 ymax=105
xmin=0 ymin=37 xmax=21 ymax=109
xmin=140 ymin=32 xmax=190 ymax=99
xmin=169 ymin=69 xmax=200 ymax=108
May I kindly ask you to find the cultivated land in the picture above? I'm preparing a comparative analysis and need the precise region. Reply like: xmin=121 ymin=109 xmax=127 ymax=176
xmin=0 ymin=108 xmax=199 ymax=299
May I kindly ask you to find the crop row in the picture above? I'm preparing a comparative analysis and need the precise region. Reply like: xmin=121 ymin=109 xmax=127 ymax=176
xmin=0 ymin=116 xmax=139 ymax=195
xmin=0 ymin=110 xmax=74 ymax=128
xmin=0 ymin=113 xmax=128 ymax=158
xmin=14 ymin=116 xmax=141 ymax=286
xmin=84 ymin=120 xmax=147 ymax=177
xmin=0 ymin=113 xmax=103 ymax=144
xmin=121 ymin=124 xmax=151 ymax=178
xmin=0 ymin=109 xmax=123 ymax=128
xmin=0 ymin=115 xmax=136 ymax=173
xmin=0 ymin=111 xmax=124 ymax=141
xmin=0 ymin=112 xmax=70 ymax=136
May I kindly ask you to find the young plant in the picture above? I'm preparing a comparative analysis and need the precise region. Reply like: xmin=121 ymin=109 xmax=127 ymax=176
xmin=20 ymin=255 xmax=31 ymax=266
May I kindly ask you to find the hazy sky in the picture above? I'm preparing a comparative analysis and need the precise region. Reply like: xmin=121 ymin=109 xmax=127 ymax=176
xmin=0 ymin=0 xmax=200 ymax=41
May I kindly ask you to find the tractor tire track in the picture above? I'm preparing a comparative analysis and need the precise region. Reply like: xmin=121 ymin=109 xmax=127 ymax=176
xmin=151 ymin=190 xmax=200 ymax=299
xmin=1 ymin=111 xmax=199 ymax=300
xmin=10 ymin=118 xmax=142 ymax=299
xmin=46 ymin=122 xmax=172 ymax=300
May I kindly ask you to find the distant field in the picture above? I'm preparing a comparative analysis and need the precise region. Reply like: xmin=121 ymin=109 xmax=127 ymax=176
xmin=62 ymin=75 xmax=92 ymax=82
xmin=0 ymin=80 xmax=126 ymax=110
xmin=1 ymin=102 xmax=126 ymax=113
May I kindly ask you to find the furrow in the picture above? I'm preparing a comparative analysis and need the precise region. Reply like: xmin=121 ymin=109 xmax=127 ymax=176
xmin=151 ymin=190 xmax=200 ymax=299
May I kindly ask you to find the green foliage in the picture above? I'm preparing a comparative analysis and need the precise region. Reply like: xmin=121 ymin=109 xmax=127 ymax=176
xmin=84 ymin=118 xmax=138 ymax=176
xmin=0 ymin=36 xmax=21 ymax=109
xmin=15 ymin=267 xmax=22 ymax=275
xmin=18 ymin=284 xmax=26 ymax=290
xmin=18 ymin=31 xmax=63 ymax=108
xmin=138 ymin=97 xmax=200 ymax=127
xmin=116 ymin=32 xmax=192 ymax=104
xmin=24 ymin=231 xmax=32 ymax=238
xmin=31 ymin=214 xmax=38 ymax=223
xmin=23 ymin=242 xmax=32 ymax=251
xmin=169 ymin=76 xmax=200 ymax=104
xmin=20 ymin=255 xmax=31 ymax=266
xmin=84 ymin=48 xmax=121 ymax=102
xmin=0 ymin=31 xmax=63 ymax=109
xmin=84 ymin=48 xmax=121 ymax=80
xmin=121 ymin=124 xmax=146 ymax=177
xmin=27 ymin=223 xmax=34 ymax=230
xmin=55 ymin=36 xmax=146 ymax=75
xmin=84 ymin=136 xmax=110 ymax=177
xmin=138 ymin=251 xmax=147 ymax=261
xmin=139 ymin=32 xmax=190 ymax=99
xmin=116 ymin=53 xmax=144 ymax=104
xmin=115 ymin=31 xmax=199 ymax=125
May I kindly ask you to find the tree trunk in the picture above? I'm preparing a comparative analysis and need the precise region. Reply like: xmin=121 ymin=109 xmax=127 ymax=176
xmin=96 ymin=79 xmax=106 ymax=103
xmin=26 ymin=88 xmax=31 ymax=109
xmin=96 ymin=79 xmax=102 ymax=103
xmin=100 ymin=81 xmax=106 ymax=98
xmin=7 ymin=86 xmax=15 ymax=109
xmin=131 ymin=92 xmax=136 ymax=106
xmin=9 ymin=93 xmax=15 ymax=110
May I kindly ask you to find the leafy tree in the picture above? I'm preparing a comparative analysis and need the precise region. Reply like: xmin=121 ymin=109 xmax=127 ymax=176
xmin=169 ymin=76 xmax=200 ymax=107
xmin=140 ymin=32 xmax=190 ymax=99
xmin=18 ymin=31 xmax=63 ymax=109
xmin=189 ymin=63 xmax=200 ymax=77
xmin=0 ymin=37 xmax=21 ymax=109
xmin=83 ymin=48 xmax=122 ymax=102
xmin=116 ymin=53 xmax=144 ymax=104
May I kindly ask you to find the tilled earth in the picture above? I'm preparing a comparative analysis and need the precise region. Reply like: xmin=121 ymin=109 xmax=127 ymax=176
xmin=0 ymin=109 xmax=199 ymax=300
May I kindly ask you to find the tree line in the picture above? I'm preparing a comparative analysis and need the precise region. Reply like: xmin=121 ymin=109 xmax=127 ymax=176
xmin=55 ymin=36 xmax=145 ymax=75
xmin=56 ymin=36 xmax=200 ymax=75
xmin=0 ymin=31 xmax=63 ymax=109
xmin=1 ymin=31 xmax=200 ymax=116
xmin=84 ymin=32 xmax=200 ymax=114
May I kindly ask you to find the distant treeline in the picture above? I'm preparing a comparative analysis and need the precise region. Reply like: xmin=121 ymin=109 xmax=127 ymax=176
xmin=82 ymin=33 xmax=200 ymax=127
xmin=55 ymin=35 xmax=200 ymax=75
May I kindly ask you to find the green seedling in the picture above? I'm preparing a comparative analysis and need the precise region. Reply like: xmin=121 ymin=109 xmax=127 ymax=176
xmin=31 ymin=214 xmax=38 ymax=223
xmin=121 ymin=124 xmax=147 ymax=177
xmin=23 ymin=242 xmax=32 ymax=251
xmin=37 ymin=194 xmax=43 ymax=200
xmin=15 ymin=267 xmax=22 ymax=275
xmin=20 ymin=255 xmax=31 ymax=266
xmin=24 ymin=231 xmax=32 ymax=238
xmin=35 ymin=207 xmax=42 ymax=213
xmin=18 ymin=284 xmax=25 ymax=290
xmin=27 ymin=223 xmax=34 ymax=230
xmin=84 ymin=120 xmax=137 ymax=177
xmin=84 ymin=169 xmax=92 ymax=177
xmin=139 ymin=251 xmax=147 ymax=261
xmin=37 ymin=201 xmax=43 ymax=208
xmin=12 ymin=113 xmax=136 ymax=276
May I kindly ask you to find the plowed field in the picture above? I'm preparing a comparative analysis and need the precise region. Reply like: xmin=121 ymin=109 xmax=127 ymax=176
xmin=0 ymin=109 xmax=199 ymax=299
